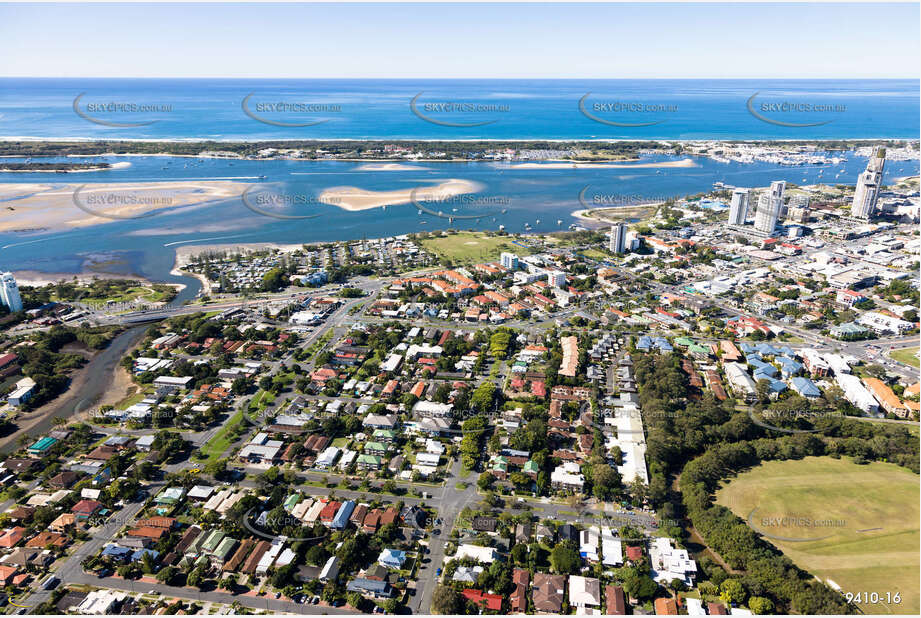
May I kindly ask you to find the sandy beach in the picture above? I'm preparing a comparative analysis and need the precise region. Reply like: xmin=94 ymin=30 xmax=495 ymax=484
xmin=354 ymin=162 xmax=429 ymax=171
xmin=509 ymin=158 xmax=697 ymax=170
xmin=11 ymin=269 xmax=152 ymax=287
xmin=318 ymin=178 xmax=483 ymax=211
xmin=0 ymin=180 xmax=245 ymax=233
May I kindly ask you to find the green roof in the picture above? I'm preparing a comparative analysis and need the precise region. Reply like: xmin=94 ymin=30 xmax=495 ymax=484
xmin=214 ymin=537 xmax=239 ymax=561
xmin=674 ymin=337 xmax=694 ymax=347
xmin=283 ymin=494 xmax=300 ymax=511
xmin=365 ymin=441 xmax=389 ymax=452
xmin=201 ymin=530 xmax=225 ymax=553
xmin=373 ymin=429 xmax=397 ymax=439
xmin=27 ymin=436 xmax=58 ymax=452
xmin=357 ymin=454 xmax=382 ymax=466
xmin=523 ymin=460 xmax=539 ymax=473
xmin=688 ymin=343 xmax=711 ymax=356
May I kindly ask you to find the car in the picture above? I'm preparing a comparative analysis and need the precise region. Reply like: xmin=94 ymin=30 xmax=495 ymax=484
xmin=275 ymin=592 xmax=281 ymax=599
xmin=312 ymin=596 xmax=320 ymax=605
xmin=435 ymin=568 xmax=442 ymax=576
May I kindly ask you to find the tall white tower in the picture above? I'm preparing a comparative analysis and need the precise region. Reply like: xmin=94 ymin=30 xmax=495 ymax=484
xmin=851 ymin=147 xmax=886 ymax=220
xmin=754 ymin=181 xmax=785 ymax=236
xmin=728 ymin=188 xmax=750 ymax=226
xmin=0 ymin=272 xmax=23 ymax=313
xmin=609 ymin=223 xmax=627 ymax=254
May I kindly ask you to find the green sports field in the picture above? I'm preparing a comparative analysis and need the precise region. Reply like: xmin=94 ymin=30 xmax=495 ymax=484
xmin=716 ymin=456 xmax=919 ymax=615
xmin=419 ymin=232 xmax=530 ymax=264
xmin=889 ymin=346 xmax=920 ymax=368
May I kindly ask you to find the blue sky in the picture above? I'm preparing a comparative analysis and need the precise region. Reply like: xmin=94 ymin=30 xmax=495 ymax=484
xmin=1 ymin=2 xmax=918 ymax=78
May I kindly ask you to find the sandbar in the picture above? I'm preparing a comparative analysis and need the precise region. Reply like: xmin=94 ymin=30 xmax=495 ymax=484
xmin=319 ymin=178 xmax=483 ymax=211
xmin=354 ymin=163 xmax=429 ymax=171
xmin=0 ymin=181 xmax=244 ymax=233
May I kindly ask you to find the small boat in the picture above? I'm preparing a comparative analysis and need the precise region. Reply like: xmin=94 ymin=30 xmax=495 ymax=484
xmin=499 ymin=224 xmax=505 ymax=231
xmin=557 ymin=219 xmax=563 ymax=226
xmin=535 ymin=219 xmax=541 ymax=225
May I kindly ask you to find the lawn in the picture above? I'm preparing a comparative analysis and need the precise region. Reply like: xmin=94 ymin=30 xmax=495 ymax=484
xmin=716 ymin=456 xmax=919 ymax=615
xmin=197 ymin=409 xmax=245 ymax=465
xmin=889 ymin=347 xmax=920 ymax=368
xmin=419 ymin=232 xmax=531 ymax=264
xmin=579 ymin=248 xmax=610 ymax=260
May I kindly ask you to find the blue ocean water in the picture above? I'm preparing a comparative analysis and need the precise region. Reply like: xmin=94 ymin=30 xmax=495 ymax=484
xmin=0 ymin=78 xmax=918 ymax=140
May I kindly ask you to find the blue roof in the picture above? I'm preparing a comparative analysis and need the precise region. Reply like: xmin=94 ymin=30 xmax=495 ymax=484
xmin=379 ymin=548 xmax=407 ymax=566
xmin=750 ymin=360 xmax=778 ymax=378
xmin=101 ymin=544 xmax=132 ymax=558
xmin=347 ymin=578 xmax=391 ymax=594
xmin=765 ymin=379 xmax=788 ymax=393
xmin=739 ymin=342 xmax=756 ymax=354
xmin=791 ymin=377 xmax=822 ymax=397
xmin=777 ymin=357 xmax=803 ymax=376
xmin=132 ymin=548 xmax=160 ymax=562
xmin=331 ymin=500 xmax=356 ymax=529
xmin=653 ymin=337 xmax=673 ymax=351
xmin=636 ymin=336 xmax=652 ymax=350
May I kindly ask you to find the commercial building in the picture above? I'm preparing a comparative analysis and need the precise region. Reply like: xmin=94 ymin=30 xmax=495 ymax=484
xmin=500 ymin=252 xmax=519 ymax=270
xmin=851 ymin=147 xmax=886 ymax=219
xmin=835 ymin=373 xmax=879 ymax=415
xmin=753 ymin=181 xmax=785 ymax=236
xmin=609 ymin=223 xmax=627 ymax=254
xmin=728 ymin=188 xmax=750 ymax=226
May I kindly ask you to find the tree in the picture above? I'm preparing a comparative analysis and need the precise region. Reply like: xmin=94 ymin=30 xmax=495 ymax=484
xmin=591 ymin=464 xmax=620 ymax=500
xmin=720 ymin=579 xmax=747 ymax=605
xmin=432 ymin=585 xmax=465 ymax=614
xmin=623 ymin=574 xmax=659 ymax=601
xmin=204 ymin=458 xmax=228 ymax=479
xmin=748 ymin=597 xmax=774 ymax=614
xmin=156 ymin=566 xmax=176 ymax=584
xmin=550 ymin=543 xmax=581 ymax=575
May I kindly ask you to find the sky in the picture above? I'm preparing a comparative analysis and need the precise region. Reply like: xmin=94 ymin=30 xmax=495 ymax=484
xmin=1 ymin=2 xmax=919 ymax=79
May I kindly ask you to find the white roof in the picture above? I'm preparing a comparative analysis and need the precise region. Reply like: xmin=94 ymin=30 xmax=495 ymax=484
xmin=454 ymin=544 xmax=498 ymax=564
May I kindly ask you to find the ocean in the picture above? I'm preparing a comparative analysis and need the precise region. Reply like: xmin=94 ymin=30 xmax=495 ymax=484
xmin=0 ymin=78 xmax=918 ymax=141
